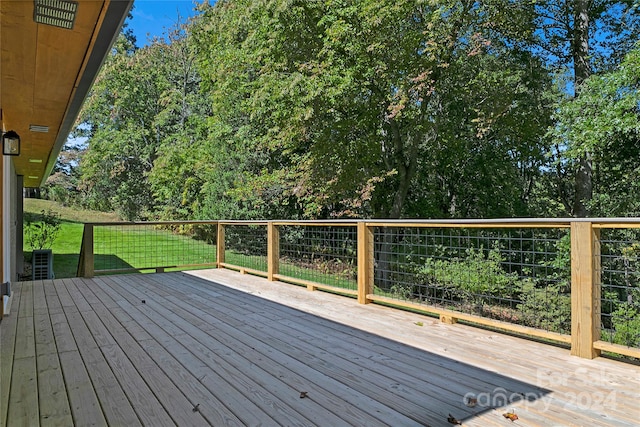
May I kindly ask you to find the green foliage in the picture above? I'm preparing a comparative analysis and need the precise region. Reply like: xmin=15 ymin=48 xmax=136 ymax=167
xmin=551 ymin=44 xmax=640 ymax=216
xmin=390 ymin=283 xmax=414 ymax=301
xmin=517 ymin=280 xmax=571 ymax=333
xmin=601 ymin=239 xmax=640 ymax=347
xmin=24 ymin=210 xmax=61 ymax=250
xmin=418 ymin=247 xmax=521 ymax=301
xmin=606 ymin=302 xmax=640 ymax=347
xmin=415 ymin=244 xmax=574 ymax=332
xmin=77 ymin=19 xmax=211 ymax=221
xmin=190 ymin=0 xmax=554 ymax=219
xmin=70 ymin=1 xmax=640 ymax=222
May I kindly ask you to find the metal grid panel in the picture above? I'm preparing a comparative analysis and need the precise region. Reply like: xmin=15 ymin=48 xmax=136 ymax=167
xmin=600 ymin=229 xmax=640 ymax=348
xmin=223 ymin=224 xmax=268 ymax=272
xmin=279 ymin=225 xmax=357 ymax=291
xmin=373 ymin=226 xmax=570 ymax=333
xmin=93 ymin=223 xmax=217 ymax=272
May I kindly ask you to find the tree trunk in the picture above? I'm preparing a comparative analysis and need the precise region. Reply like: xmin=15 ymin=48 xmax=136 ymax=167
xmin=573 ymin=153 xmax=592 ymax=217
xmin=572 ymin=0 xmax=592 ymax=217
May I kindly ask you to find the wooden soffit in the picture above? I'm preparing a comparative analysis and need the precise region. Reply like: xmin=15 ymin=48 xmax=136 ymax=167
xmin=1 ymin=0 xmax=132 ymax=188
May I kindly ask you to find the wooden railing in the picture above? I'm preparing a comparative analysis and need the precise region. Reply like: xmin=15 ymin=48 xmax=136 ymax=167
xmin=78 ymin=218 xmax=640 ymax=360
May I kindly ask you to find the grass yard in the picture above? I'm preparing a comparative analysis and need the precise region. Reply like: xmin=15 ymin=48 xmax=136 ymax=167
xmin=24 ymin=200 xmax=221 ymax=278
xmin=92 ymin=224 xmax=217 ymax=273
xmin=24 ymin=199 xmax=120 ymax=278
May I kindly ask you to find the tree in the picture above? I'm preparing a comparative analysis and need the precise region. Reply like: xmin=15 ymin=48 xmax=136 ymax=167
xmin=41 ymin=141 xmax=82 ymax=205
xmin=192 ymin=0 xmax=551 ymax=219
xmin=77 ymin=15 xmax=209 ymax=220
xmin=147 ymin=18 xmax=214 ymax=219
xmin=534 ymin=0 xmax=640 ymax=216
xmin=553 ymin=45 xmax=640 ymax=216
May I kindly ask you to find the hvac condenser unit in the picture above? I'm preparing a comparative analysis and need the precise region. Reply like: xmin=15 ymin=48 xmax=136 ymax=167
xmin=32 ymin=249 xmax=54 ymax=280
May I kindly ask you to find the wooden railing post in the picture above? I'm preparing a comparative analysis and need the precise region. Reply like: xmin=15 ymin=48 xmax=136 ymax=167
xmin=358 ymin=221 xmax=374 ymax=304
xmin=268 ymin=222 xmax=280 ymax=281
xmin=82 ymin=224 xmax=94 ymax=278
xmin=570 ymin=221 xmax=601 ymax=359
xmin=217 ymin=222 xmax=225 ymax=268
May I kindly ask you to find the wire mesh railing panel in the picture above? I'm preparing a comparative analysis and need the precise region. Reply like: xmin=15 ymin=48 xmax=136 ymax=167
xmin=93 ymin=223 xmax=217 ymax=272
xmin=600 ymin=228 xmax=640 ymax=349
xmin=372 ymin=226 xmax=571 ymax=334
xmin=279 ymin=225 xmax=358 ymax=291
xmin=223 ymin=224 xmax=268 ymax=273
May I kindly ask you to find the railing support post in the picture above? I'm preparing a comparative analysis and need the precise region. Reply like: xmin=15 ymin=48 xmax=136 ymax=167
xmin=358 ymin=222 xmax=374 ymax=304
xmin=82 ymin=224 xmax=94 ymax=278
xmin=570 ymin=221 xmax=601 ymax=359
xmin=217 ymin=223 xmax=225 ymax=268
xmin=268 ymin=222 xmax=280 ymax=281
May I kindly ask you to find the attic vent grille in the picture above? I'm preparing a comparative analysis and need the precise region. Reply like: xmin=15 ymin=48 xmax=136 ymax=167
xmin=29 ymin=124 xmax=49 ymax=133
xmin=33 ymin=0 xmax=78 ymax=29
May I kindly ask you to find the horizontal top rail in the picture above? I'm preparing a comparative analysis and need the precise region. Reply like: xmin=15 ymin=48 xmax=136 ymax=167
xmin=84 ymin=217 xmax=640 ymax=228
xmin=84 ymin=220 xmax=220 ymax=226
xmin=363 ymin=221 xmax=571 ymax=228
xmin=218 ymin=220 xmax=269 ymax=225
xmin=272 ymin=221 xmax=358 ymax=227
xmin=592 ymin=221 xmax=640 ymax=229
xmin=363 ymin=217 xmax=640 ymax=226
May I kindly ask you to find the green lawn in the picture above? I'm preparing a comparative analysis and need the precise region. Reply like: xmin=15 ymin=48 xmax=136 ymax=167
xmin=24 ymin=199 xmax=120 ymax=278
xmin=91 ymin=225 xmax=217 ymax=273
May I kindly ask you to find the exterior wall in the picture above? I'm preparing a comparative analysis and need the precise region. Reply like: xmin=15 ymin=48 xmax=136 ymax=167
xmin=1 ymin=155 xmax=4 ymax=321
xmin=10 ymin=163 xmax=17 ymax=283
xmin=1 ymin=155 xmax=4 ymax=285
xmin=2 ymin=157 xmax=18 ymax=284
xmin=17 ymin=176 xmax=23 ymax=279
xmin=2 ymin=156 xmax=20 ymax=317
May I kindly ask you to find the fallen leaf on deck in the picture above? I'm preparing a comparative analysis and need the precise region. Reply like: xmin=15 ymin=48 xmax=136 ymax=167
xmin=299 ymin=391 xmax=308 ymax=398
xmin=415 ymin=321 xmax=424 ymax=326
xmin=503 ymin=412 xmax=518 ymax=421
xmin=192 ymin=403 xmax=200 ymax=412
xmin=465 ymin=397 xmax=477 ymax=407
xmin=447 ymin=414 xmax=462 ymax=425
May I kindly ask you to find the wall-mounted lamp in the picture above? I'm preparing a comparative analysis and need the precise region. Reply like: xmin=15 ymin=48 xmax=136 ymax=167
xmin=2 ymin=131 xmax=20 ymax=156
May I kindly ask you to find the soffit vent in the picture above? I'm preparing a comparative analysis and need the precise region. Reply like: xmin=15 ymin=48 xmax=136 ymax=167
xmin=29 ymin=124 xmax=50 ymax=133
xmin=33 ymin=0 xmax=78 ymax=30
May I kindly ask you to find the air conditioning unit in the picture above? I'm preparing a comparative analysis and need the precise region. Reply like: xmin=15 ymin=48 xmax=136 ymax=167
xmin=32 ymin=249 xmax=54 ymax=280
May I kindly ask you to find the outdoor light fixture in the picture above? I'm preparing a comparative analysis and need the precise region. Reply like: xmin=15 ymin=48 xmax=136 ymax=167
xmin=34 ymin=0 xmax=78 ymax=29
xmin=2 ymin=131 xmax=20 ymax=156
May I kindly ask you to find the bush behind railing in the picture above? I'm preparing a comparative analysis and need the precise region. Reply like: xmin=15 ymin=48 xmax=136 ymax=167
xmin=371 ymin=227 xmax=572 ymax=334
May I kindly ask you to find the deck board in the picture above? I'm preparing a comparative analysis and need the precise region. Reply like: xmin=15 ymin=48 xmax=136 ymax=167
xmin=0 ymin=283 xmax=21 ymax=427
xmin=37 ymin=353 xmax=73 ymax=426
xmin=101 ymin=276 xmax=339 ymax=426
xmin=132 ymin=276 xmax=416 ymax=426
xmin=2 ymin=271 xmax=639 ymax=427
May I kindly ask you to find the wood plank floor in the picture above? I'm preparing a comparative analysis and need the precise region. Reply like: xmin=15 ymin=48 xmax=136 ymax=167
xmin=1 ymin=269 xmax=639 ymax=427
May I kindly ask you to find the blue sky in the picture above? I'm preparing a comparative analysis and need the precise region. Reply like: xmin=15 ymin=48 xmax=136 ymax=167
xmin=128 ymin=0 xmax=201 ymax=46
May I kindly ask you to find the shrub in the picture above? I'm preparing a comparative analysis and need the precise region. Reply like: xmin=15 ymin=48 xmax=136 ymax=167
xmin=517 ymin=280 xmax=571 ymax=332
xmin=418 ymin=246 xmax=520 ymax=303
xmin=25 ymin=209 xmax=61 ymax=250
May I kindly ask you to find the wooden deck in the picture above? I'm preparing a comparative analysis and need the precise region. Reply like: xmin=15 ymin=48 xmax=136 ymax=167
xmin=1 ymin=270 xmax=639 ymax=427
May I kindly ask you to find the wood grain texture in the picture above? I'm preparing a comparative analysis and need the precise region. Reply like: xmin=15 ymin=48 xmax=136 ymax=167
xmin=570 ymin=222 xmax=601 ymax=358
xmin=0 ymin=283 xmax=21 ymax=427
xmin=2 ymin=273 xmax=638 ymax=427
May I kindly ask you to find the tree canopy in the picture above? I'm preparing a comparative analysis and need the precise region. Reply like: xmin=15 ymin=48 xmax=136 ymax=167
xmin=61 ymin=0 xmax=640 ymax=221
